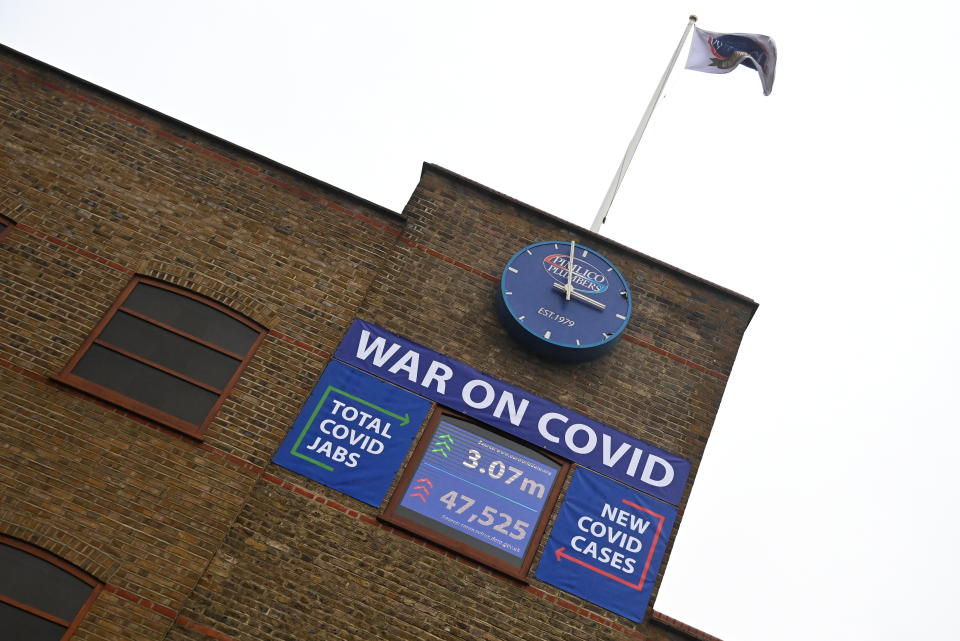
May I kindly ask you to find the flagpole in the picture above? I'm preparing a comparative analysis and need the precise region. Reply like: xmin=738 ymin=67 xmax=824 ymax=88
xmin=590 ymin=15 xmax=697 ymax=233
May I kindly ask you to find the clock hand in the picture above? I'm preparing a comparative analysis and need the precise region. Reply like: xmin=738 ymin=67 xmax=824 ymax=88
xmin=552 ymin=282 xmax=606 ymax=310
xmin=568 ymin=289 xmax=606 ymax=310
xmin=565 ymin=241 xmax=575 ymax=301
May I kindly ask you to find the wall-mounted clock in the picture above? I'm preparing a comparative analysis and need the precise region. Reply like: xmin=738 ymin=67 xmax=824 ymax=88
xmin=496 ymin=241 xmax=632 ymax=362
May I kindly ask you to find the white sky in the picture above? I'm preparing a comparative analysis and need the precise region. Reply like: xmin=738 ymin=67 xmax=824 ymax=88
xmin=3 ymin=2 xmax=958 ymax=639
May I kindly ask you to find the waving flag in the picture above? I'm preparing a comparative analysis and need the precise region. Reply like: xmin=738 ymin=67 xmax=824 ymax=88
xmin=685 ymin=26 xmax=777 ymax=96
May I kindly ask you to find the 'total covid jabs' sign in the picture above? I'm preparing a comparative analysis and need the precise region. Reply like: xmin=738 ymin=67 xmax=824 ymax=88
xmin=534 ymin=468 xmax=677 ymax=623
xmin=334 ymin=319 xmax=690 ymax=505
xmin=272 ymin=360 xmax=432 ymax=507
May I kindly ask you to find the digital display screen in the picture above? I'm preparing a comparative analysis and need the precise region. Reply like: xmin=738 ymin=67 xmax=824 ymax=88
xmin=395 ymin=415 xmax=562 ymax=566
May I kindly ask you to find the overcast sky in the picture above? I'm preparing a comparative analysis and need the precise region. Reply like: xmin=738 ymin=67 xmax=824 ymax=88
xmin=3 ymin=2 xmax=959 ymax=639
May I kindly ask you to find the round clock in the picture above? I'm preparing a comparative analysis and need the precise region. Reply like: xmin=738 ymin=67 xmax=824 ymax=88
xmin=496 ymin=240 xmax=632 ymax=362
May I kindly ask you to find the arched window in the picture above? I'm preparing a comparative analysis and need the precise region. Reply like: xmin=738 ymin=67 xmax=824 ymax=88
xmin=55 ymin=277 xmax=266 ymax=438
xmin=0 ymin=536 xmax=102 ymax=640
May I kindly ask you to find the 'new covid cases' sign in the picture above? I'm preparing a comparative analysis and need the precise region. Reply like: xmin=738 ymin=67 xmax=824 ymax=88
xmin=273 ymin=360 xmax=432 ymax=507
xmin=395 ymin=416 xmax=561 ymax=565
xmin=535 ymin=468 xmax=677 ymax=623
xmin=335 ymin=319 xmax=690 ymax=505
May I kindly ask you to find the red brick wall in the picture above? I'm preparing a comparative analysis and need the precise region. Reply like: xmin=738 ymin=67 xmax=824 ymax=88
xmin=0 ymin=46 xmax=754 ymax=641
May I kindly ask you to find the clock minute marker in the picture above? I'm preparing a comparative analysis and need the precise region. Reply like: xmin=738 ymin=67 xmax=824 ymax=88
xmin=508 ymin=267 xmax=518 ymax=273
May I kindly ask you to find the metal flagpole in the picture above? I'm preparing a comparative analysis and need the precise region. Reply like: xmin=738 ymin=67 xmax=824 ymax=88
xmin=590 ymin=15 xmax=698 ymax=233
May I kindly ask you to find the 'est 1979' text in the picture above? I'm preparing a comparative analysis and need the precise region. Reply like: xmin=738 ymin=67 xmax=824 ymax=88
xmin=538 ymin=307 xmax=575 ymax=327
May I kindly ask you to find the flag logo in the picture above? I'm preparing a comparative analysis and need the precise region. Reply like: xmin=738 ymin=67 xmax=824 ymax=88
xmin=708 ymin=34 xmax=770 ymax=73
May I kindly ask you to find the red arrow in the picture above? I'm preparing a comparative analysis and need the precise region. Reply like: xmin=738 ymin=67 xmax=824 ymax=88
xmin=621 ymin=499 xmax=666 ymax=590
xmin=416 ymin=477 xmax=434 ymax=488
xmin=408 ymin=492 xmax=428 ymax=503
xmin=412 ymin=485 xmax=431 ymax=494
xmin=553 ymin=547 xmax=644 ymax=591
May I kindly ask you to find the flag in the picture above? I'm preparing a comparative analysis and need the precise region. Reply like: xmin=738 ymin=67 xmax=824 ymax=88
xmin=685 ymin=26 xmax=777 ymax=96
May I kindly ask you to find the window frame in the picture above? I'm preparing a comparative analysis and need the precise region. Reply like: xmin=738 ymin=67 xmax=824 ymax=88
xmin=0 ymin=535 xmax=103 ymax=641
xmin=0 ymin=214 xmax=14 ymax=242
xmin=381 ymin=408 xmax=570 ymax=581
xmin=54 ymin=276 xmax=266 ymax=439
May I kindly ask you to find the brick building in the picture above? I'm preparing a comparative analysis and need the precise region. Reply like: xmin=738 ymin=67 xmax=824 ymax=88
xmin=0 ymin=45 xmax=755 ymax=641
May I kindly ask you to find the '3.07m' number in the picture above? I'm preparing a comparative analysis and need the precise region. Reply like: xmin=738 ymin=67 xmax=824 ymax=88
xmin=462 ymin=449 xmax=547 ymax=499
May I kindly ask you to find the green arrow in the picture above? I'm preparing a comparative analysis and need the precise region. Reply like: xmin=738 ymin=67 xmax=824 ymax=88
xmin=429 ymin=433 xmax=454 ymax=457
xmin=289 ymin=386 xmax=413 ymax=471
xmin=326 ymin=387 xmax=410 ymax=425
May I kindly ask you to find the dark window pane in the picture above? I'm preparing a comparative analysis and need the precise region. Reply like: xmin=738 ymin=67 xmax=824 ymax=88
xmin=100 ymin=312 xmax=240 ymax=389
xmin=124 ymin=283 xmax=258 ymax=355
xmin=73 ymin=345 xmax=218 ymax=425
xmin=0 ymin=544 xmax=91 ymax=621
xmin=0 ymin=222 xmax=6 ymax=233
xmin=0 ymin=602 xmax=67 ymax=641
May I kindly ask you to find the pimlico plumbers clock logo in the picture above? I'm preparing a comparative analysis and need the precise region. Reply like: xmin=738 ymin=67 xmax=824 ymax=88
xmin=542 ymin=254 xmax=609 ymax=294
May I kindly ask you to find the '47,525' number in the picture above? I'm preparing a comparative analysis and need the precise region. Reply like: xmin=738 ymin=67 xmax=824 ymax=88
xmin=439 ymin=490 xmax=529 ymax=540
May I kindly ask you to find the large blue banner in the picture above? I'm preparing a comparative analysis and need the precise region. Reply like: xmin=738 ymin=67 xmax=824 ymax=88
xmin=273 ymin=360 xmax=432 ymax=507
xmin=534 ymin=468 xmax=677 ymax=623
xmin=334 ymin=319 xmax=689 ymax=505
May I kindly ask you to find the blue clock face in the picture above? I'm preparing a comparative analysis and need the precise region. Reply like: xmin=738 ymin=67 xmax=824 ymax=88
xmin=496 ymin=241 xmax=632 ymax=362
